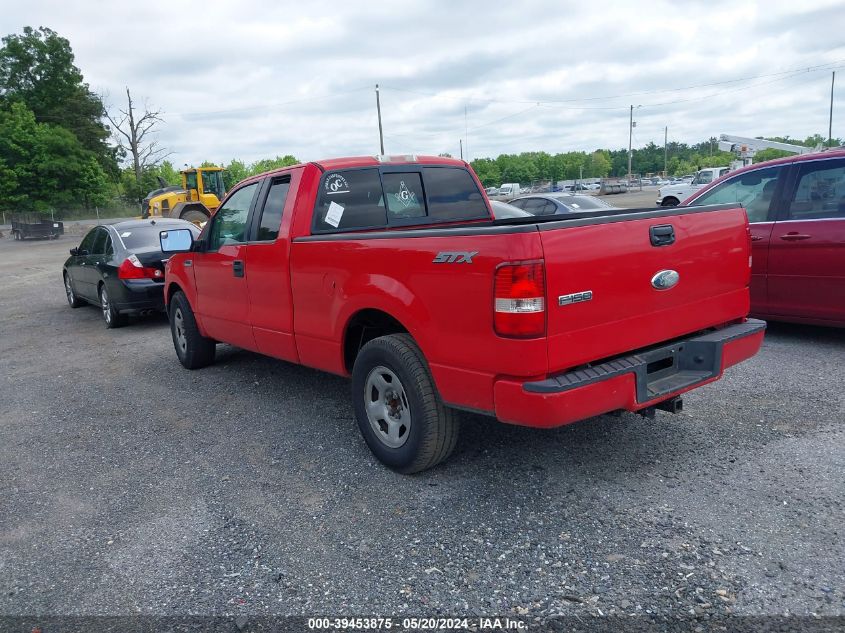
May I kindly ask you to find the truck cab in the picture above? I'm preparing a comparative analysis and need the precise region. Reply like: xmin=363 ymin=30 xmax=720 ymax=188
xmin=657 ymin=167 xmax=731 ymax=206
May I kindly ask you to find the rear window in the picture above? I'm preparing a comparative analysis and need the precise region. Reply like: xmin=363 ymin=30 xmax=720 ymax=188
xmin=120 ymin=224 xmax=199 ymax=251
xmin=314 ymin=169 xmax=386 ymax=231
xmin=312 ymin=166 xmax=489 ymax=233
xmin=423 ymin=167 xmax=488 ymax=221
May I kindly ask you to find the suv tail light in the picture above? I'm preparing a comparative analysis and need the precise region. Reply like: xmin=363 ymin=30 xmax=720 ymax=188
xmin=494 ymin=261 xmax=546 ymax=338
xmin=118 ymin=254 xmax=163 ymax=280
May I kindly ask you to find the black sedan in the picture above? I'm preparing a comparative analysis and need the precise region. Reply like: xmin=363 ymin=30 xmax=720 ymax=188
xmin=509 ymin=193 xmax=619 ymax=216
xmin=62 ymin=219 xmax=200 ymax=328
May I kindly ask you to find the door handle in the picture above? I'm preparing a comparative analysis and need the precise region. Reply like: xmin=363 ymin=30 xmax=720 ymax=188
xmin=750 ymin=235 xmax=763 ymax=242
xmin=232 ymin=260 xmax=244 ymax=277
xmin=779 ymin=233 xmax=811 ymax=241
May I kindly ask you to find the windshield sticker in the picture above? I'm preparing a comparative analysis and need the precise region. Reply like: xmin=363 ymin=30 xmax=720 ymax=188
xmin=570 ymin=203 xmax=580 ymax=208
xmin=394 ymin=180 xmax=417 ymax=208
xmin=325 ymin=173 xmax=350 ymax=195
xmin=325 ymin=201 xmax=344 ymax=228
xmin=121 ymin=231 xmax=132 ymax=237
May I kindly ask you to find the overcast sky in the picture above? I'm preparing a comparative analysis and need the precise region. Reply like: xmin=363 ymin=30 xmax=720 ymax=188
xmin=5 ymin=0 xmax=844 ymax=167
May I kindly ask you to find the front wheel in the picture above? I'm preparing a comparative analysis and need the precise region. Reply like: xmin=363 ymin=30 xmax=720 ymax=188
xmin=661 ymin=197 xmax=680 ymax=207
xmin=169 ymin=291 xmax=216 ymax=369
xmin=352 ymin=334 xmax=459 ymax=474
xmin=64 ymin=272 xmax=85 ymax=308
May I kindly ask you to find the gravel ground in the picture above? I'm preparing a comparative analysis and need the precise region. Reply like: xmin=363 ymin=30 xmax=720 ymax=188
xmin=0 ymin=236 xmax=843 ymax=625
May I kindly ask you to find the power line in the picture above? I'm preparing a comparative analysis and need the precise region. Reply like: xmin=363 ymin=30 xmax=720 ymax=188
xmin=380 ymin=59 xmax=845 ymax=107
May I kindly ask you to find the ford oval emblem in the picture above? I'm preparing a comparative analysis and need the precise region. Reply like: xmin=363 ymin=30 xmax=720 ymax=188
xmin=651 ymin=269 xmax=680 ymax=290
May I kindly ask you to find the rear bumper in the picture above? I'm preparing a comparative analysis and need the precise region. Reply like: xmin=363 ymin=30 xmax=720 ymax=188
xmin=111 ymin=279 xmax=166 ymax=314
xmin=493 ymin=319 xmax=766 ymax=428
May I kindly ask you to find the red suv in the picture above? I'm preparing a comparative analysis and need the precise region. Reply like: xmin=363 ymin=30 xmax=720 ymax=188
xmin=685 ymin=150 xmax=845 ymax=327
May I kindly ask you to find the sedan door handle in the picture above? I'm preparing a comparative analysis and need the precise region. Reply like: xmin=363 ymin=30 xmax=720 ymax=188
xmin=232 ymin=260 xmax=244 ymax=278
xmin=779 ymin=233 xmax=811 ymax=241
xmin=750 ymin=235 xmax=763 ymax=242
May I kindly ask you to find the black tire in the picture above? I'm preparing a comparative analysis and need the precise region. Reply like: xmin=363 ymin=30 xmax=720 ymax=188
xmin=169 ymin=291 xmax=215 ymax=369
xmin=180 ymin=208 xmax=209 ymax=225
xmin=64 ymin=272 xmax=85 ymax=308
xmin=351 ymin=333 xmax=459 ymax=474
xmin=661 ymin=197 xmax=680 ymax=207
xmin=99 ymin=283 xmax=126 ymax=329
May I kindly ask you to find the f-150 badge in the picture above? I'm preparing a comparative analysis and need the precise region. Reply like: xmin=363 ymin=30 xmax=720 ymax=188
xmin=558 ymin=290 xmax=593 ymax=306
xmin=433 ymin=251 xmax=478 ymax=263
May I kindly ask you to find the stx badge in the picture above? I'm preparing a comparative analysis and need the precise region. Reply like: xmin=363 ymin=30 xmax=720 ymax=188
xmin=433 ymin=251 xmax=478 ymax=264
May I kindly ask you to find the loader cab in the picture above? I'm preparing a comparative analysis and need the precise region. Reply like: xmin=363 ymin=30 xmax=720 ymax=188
xmin=181 ymin=168 xmax=226 ymax=208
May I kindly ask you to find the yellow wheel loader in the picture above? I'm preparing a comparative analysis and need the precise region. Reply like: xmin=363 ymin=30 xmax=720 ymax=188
xmin=141 ymin=166 xmax=226 ymax=224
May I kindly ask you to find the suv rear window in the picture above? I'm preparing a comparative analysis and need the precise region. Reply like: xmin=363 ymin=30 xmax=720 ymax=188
xmin=313 ymin=166 xmax=489 ymax=233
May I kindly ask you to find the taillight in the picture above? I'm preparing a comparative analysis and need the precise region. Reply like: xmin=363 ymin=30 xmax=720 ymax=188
xmin=118 ymin=254 xmax=163 ymax=280
xmin=494 ymin=261 xmax=546 ymax=338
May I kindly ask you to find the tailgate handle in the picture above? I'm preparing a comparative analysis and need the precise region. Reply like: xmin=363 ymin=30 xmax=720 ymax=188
xmin=232 ymin=260 xmax=244 ymax=277
xmin=650 ymin=224 xmax=675 ymax=246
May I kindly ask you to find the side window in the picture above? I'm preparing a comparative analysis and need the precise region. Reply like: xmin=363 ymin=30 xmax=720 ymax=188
xmin=423 ymin=167 xmax=489 ymax=221
xmin=693 ymin=166 xmax=783 ymax=223
xmin=185 ymin=172 xmax=198 ymax=191
xmin=208 ymin=183 xmax=258 ymax=250
xmin=382 ymin=172 xmax=426 ymax=220
xmin=91 ymin=228 xmax=108 ymax=255
xmin=104 ymin=233 xmax=114 ymax=257
xmin=314 ymin=169 xmax=386 ymax=231
xmin=788 ymin=159 xmax=845 ymax=220
xmin=540 ymin=201 xmax=557 ymax=215
xmin=79 ymin=229 xmax=97 ymax=253
xmin=256 ymin=178 xmax=290 ymax=241
xmin=509 ymin=199 xmax=528 ymax=210
xmin=521 ymin=198 xmax=547 ymax=216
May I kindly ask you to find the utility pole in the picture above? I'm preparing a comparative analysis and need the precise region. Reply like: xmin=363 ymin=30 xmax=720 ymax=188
xmin=664 ymin=126 xmax=668 ymax=176
xmin=628 ymin=105 xmax=634 ymax=182
xmin=375 ymin=84 xmax=385 ymax=155
xmin=830 ymin=71 xmax=836 ymax=147
xmin=459 ymin=139 xmax=463 ymax=160
xmin=464 ymin=105 xmax=469 ymax=163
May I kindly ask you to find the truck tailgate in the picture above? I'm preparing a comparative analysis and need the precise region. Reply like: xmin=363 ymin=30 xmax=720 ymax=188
xmin=540 ymin=205 xmax=750 ymax=373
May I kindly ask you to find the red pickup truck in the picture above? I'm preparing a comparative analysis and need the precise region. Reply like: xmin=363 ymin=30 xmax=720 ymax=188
xmin=159 ymin=155 xmax=765 ymax=473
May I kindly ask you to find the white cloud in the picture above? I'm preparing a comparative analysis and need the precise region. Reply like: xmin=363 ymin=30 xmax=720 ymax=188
xmin=5 ymin=0 xmax=844 ymax=166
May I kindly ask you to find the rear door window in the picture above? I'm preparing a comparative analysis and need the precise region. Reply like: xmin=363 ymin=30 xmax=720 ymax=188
xmin=423 ymin=167 xmax=488 ymax=221
xmin=91 ymin=228 xmax=108 ymax=255
xmin=314 ymin=169 xmax=386 ymax=231
xmin=787 ymin=158 xmax=845 ymax=220
xmin=255 ymin=177 xmax=291 ymax=241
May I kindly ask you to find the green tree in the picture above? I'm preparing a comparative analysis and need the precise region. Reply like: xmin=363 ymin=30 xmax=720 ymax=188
xmin=0 ymin=101 xmax=111 ymax=212
xmin=0 ymin=27 xmax=114 ymax=173
xmin=247 ymin=155 xmax=299 ymax=176
xmin=469 ymin=157 xmax=501 ymax=186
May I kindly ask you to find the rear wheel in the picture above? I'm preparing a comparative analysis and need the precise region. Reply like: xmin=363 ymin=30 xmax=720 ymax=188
xmin=169 ymin=291 xmax=215 ymax=369
xmin=661 ymin=197 xmax=680 ymax=207
xmin=99 ymin=284 xmax=126 ymax=329
xmin=180 ymin=208 xmax=209 ymax=225
xmin=352 ymin=334 xmax=459 ymax=474
xmin=64 ymin=272 xmax=85 ymax=308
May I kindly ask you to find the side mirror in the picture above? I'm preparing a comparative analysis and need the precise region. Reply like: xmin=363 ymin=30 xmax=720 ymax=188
xmin=69 ymin=247 xmax=79 ymax=256
xmin=160 ymin=228 xmax=194 ymax=253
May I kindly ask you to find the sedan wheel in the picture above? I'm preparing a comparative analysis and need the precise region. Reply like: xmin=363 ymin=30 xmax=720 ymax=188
xmin=64 ymin=273 xmax=84 ymax=308
xmin=99 ymin=285 xmax=125 ymax=329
